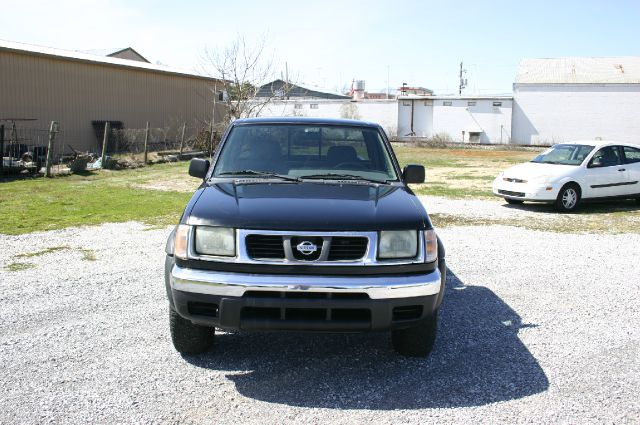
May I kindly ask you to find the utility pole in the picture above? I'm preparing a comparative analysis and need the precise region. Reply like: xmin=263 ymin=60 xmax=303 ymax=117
xmin=285 ymin=62 xmax=289 ymax=100
xmin=459 ymin=61 xmax=467 ymax=95
xmin=387 ymin=65 xmax=390 ymax=99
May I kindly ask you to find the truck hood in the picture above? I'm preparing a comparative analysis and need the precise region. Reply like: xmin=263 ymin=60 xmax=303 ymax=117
xmin=185 ymin=181 xmax=431 ymax=231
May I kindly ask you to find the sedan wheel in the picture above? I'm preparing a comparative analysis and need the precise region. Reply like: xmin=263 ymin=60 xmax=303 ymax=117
xmin=555 ymin=184 xmax=581 ymax=212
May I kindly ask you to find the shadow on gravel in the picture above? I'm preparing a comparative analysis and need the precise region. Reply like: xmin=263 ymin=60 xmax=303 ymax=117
xmin=184 ymin=269 xmax=549 ymax=409
xmin=502 ymin=198 xmax=640 ymax=214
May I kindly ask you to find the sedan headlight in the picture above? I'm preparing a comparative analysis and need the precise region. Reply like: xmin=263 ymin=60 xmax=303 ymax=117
xmin=379 ymin=230 xmax=418 ymax=259
xmin=194 ymin=226 xmax=235 ymax=257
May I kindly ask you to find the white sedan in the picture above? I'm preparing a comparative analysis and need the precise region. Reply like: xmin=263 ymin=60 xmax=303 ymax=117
xmin=493 ymin=141 xmax=640 ymax=212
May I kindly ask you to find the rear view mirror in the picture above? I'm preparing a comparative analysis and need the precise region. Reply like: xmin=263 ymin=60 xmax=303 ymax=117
xmin=189 ymin=158 xmax=210 ymax=179
xmin=403 ymin=164 xmax=425 ymax=184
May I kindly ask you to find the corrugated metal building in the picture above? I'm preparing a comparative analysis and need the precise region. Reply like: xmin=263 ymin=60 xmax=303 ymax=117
xmin=0 ymin=40 xmax=223 ymax=151
xmin=512 ymin=57 xmax=640 ymax=145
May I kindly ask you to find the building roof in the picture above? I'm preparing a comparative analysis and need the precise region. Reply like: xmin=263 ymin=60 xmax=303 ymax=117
xmin=256 ymin=79 xmax=351 ymax=100
xmin=516 ymin=57 xmax=640 ymax=84
xmin=0 ymin=39 xmax=216 ymax=81
xmin=77 ymin=47 xmax=150 ymax=63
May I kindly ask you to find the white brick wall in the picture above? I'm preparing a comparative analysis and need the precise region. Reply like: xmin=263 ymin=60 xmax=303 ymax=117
xmin=512 ymin=84 xmax=640 ymax=145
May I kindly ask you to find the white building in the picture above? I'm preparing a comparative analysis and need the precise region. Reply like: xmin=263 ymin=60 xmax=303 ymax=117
xmin=259 ymin=99 xmax=399 ymax=137
xmin=512 ymin=57 xmax=640 ymax=145
xmin=397 ymin=96 xmax=513 ymax=143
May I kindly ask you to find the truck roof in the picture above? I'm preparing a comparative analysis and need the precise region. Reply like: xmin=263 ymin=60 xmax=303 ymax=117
xmin=232 ymin=117 xmax=380 ymax=127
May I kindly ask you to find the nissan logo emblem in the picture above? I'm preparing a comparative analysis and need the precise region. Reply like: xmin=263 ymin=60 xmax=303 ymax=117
xmin=296 ymin=241 xmax=318 ymax=256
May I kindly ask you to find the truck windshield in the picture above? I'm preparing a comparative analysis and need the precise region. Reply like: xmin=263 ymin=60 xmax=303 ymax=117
xmin=213 ymin=124 xmax=398 ymax=182
xmin=530 ymin=144 xmax=595 ymax=166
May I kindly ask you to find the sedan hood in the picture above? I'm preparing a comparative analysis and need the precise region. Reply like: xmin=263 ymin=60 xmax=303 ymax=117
xmin=185 ymin=181 xmax=430 ymax=231
xmin=502 ymin=162 xmax=578 ymax=181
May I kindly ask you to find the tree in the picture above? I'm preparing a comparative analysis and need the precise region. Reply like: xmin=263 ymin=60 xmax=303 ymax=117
xmin=202 ymin=35 xmax=285 ymax=125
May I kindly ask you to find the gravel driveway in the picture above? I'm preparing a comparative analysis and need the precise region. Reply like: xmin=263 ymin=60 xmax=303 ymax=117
xmin=1 ymin=220 xmax=639 ymax=424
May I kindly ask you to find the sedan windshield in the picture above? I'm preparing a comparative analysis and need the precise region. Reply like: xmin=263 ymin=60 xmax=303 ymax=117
xmin=213 ymin=124 xmax=398 ymax=182
xmin=531 ymin=144 xmax=595 ymax=166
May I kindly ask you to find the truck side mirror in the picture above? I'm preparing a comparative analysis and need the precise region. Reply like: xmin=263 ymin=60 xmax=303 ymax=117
xmin=403 ymin=164 xmax=425 ymax=184
xmin=189 ymin=158 xmax=210 ymax=179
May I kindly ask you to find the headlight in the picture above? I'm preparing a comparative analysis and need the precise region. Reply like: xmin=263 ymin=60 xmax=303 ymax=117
xmin=424 ymin=229 xmax=438 ymax=263
xmin=378 ymin=230 xmax=418 ymax=259
xmin=194 ymin=227 xmax=235 ymax=257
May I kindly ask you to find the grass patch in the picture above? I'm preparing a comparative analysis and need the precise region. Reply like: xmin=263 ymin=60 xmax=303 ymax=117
xmin=0 ymin=162 xmax=194 ymax=235
xmin=15 ymin=246 xmax=70 ymax=258
xmin=4 ymin=262 xmax=36 ymax=272
xmin=80 ymin=249 xmax=97 ymax=261
xmin=393 ymin=145 xmax=538 ymax=198
xmin=412 ymin=182 xmax=494 ymax=199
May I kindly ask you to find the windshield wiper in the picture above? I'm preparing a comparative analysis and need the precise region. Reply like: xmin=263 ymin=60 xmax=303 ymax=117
xmin=299 ymin=173 xmax=389 ymax=184
xmin=218 ymin=170 xmax=301 ymax=182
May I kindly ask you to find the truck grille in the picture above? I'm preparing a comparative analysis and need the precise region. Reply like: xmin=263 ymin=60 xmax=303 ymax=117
xmin=240 ymin=291 xmax=372 ymax=330
xmin=245 ymin=234 xmax=285 ymax=259
xmin=328 ymin=237 xmax=368 ymax=260
xmin=244 ymin=235 xmax=369 ymax=262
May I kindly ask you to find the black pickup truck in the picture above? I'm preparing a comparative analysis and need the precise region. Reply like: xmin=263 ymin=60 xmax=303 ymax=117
xmin=165 ymin=117 xmax=446 ymax=357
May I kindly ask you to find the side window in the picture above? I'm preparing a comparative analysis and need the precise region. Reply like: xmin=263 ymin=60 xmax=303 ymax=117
xmin=589 ymin=146 xmax=621 ymax=168
xmin=623 ymin=146 xmax=640 ymax=164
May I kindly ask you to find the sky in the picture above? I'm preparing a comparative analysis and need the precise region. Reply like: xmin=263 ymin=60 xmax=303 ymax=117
xmin=2 ymin=0 xmax=639 ymax=95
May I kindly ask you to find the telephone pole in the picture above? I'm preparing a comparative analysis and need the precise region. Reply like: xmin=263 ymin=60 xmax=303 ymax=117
xmin=459 ymin=62 xmax=467 ymax=95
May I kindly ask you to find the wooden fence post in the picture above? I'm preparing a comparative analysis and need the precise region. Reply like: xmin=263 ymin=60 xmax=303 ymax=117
xmin=143 ymin=121 xmax=150 ymax=165
xmin=0 ymin=124 xmax=4 ymax=175
xmin=101 ymin=122 xmax=110 ymax=169
xmin=45 ymin=121 xmax=59 ymax=177
xmin=179 ymin=122 xmax=186 ymax=158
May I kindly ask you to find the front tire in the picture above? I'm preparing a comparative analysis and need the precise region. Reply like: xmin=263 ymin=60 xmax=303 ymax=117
xmin=505 ymin=198 xmax=524 ymax=205
xmin=555 ymin=183 xmax=581 ymax=212
xmin=392 ymin=312 xmax=438 ymax=357
xmin=169 ymin=306 xmax=215 ymax=354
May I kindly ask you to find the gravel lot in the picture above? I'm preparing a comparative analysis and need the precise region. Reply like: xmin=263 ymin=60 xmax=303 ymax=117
xmin=1 ymin=210 xmax=639 ymax=423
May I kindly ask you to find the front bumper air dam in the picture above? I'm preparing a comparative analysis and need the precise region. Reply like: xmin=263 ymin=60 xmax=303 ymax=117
xmin=170 ymin=264 xmax=444 ymax=331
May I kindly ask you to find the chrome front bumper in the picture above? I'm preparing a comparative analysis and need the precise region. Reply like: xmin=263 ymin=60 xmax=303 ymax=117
xmin=171 ymin=264 xmax=442 ymax=300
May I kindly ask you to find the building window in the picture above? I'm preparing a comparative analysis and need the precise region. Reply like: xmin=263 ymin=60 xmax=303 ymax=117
xmin=467 ymin=101 xmax=476 ymax=106
xmin=294 ymin=104 xmax=303 ymax=109
xmin=402 ymin=101 xmax=411 ymax=106
xmin=492 ymin=101 xmax=502 ymax=107
xmin=310 ymin=104 xmax=319 ymax=109
xmin=443 ymin=101 xmax=452 ymax=106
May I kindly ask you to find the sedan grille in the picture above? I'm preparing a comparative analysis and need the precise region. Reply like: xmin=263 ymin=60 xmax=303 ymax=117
xmin=498 ymin=189 xmax=525 ymax=197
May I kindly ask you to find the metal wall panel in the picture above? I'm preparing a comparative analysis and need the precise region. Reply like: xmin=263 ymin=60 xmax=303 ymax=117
xmin=0 ymin=50 xmax=224 ymax=151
